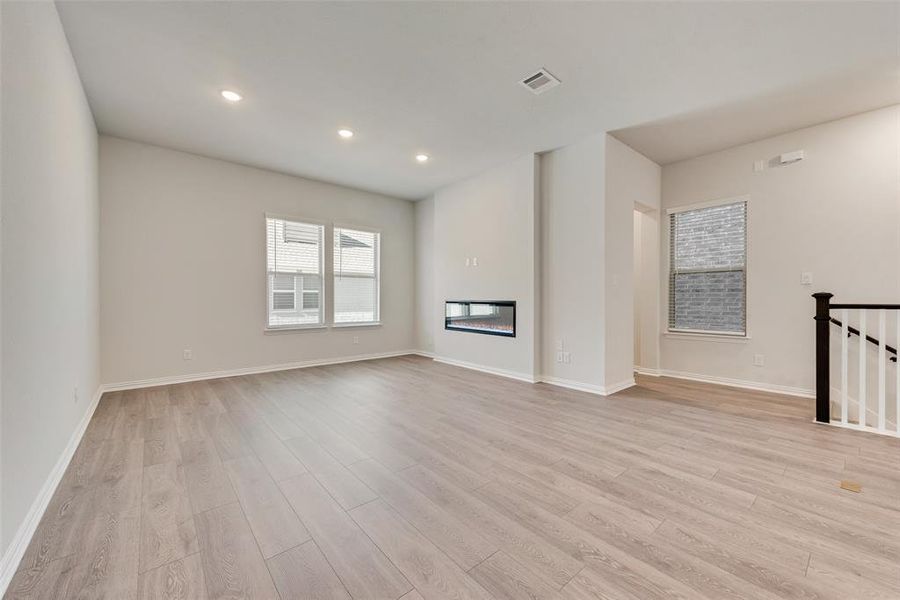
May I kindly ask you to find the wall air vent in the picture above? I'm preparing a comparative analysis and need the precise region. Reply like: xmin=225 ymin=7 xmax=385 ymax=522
xmin=520 ymin=68 xmax=560 ymax=95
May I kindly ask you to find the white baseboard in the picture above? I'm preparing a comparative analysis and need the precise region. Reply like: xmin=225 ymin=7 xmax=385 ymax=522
xmin=656 ymin=368 xmax=814 ymax=398
xmin=102 ymin=349 xmax=418 ymax=391
xmin=539 ymin=375 xmax=635 ymax=396
xmin=411 ymin=350 xmax=435 ymax=358
xmin=538 ymin=376 xmax=607 ymax=395
xmin=0 ymin=385 xmax=104 ymax=596
xmin=634 ymin=366 xmax=661 ymax=377
xmin=431 ymin=356 xmax=538 ymax=384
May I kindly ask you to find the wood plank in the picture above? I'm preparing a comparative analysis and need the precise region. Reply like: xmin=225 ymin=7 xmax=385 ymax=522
xmin=140 ymin=461 xmax=198 ymax=573
xmin=180 ymin=438 xmax=237 ymax=514
xmin=469 ymin=551 xmax=561 ymax=600
xmin=266 ymin=541 xmax=351 ymax=600
xmin=349 ymin=458 xmax=497 ymax=570
xmin=194 ymin=502 xmax=279 ymax=600
xmin=349 ymin=499 xmax=494 ymax=600
xmin=65 ymin=513 xmax=141 ymax=600
xmin=138 ymin=553 xmax=208 ymax=600
xmin=278 ymin=473 xmax=412 ymax=599
xmin=223 ymin=455 xmax=311 ymax=558
xmin=285 ymin=436 xmax=377 ymax=510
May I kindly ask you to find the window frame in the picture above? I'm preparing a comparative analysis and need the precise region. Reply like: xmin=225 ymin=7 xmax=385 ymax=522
xmin=665 ymin=196 xmax=749 ymax=338
xmin=264 ymin=214 xmax=327 ymax=331
xmin=332 ymin=223 xmax=381 ymax=327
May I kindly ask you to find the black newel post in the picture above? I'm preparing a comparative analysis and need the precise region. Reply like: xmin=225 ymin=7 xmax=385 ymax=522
xmin=812 ymin=292 xmax=833 ymax=423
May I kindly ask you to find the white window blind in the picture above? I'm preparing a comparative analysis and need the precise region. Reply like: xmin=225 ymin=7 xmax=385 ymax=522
xmin=669 ymin=200 xmax=747 ymax=334
xmin=334 ymin=227 xmax=380 ymax=324
xmin=266 ymin=217 xmax=324 ymax=328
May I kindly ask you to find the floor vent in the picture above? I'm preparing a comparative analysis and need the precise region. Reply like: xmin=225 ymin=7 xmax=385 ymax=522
xmin=520 ymin=68 xmax=560 ymax=95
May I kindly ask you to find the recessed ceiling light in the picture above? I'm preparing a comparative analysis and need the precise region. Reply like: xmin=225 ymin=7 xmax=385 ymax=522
xmin=220 ymin=90 xmax=243 ymax=102
xmin=338 ymin=129 xmax=354 ymax=139
xmin=415 ymin=154 xmax=429 ymax=163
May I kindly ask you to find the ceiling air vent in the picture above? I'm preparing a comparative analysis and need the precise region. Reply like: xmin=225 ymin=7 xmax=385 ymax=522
xmin=520 ymin=68 xmax=560 ymax=95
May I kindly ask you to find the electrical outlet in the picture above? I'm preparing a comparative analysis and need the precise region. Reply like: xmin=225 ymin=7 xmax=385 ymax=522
xmin=753 ymin=354 xmax=765 ymax=367
xmin=73 ymin=386 xmax=79 ymax=404
xmin=183 ymin=349 xmax=193 ymax=360
xmin=800 ymin=272 xmax=813 ymax=285
xmin=352 ymin=336 xmax=359 ymax=344
xmin=563 ymin=352 xmax=571 ymax=364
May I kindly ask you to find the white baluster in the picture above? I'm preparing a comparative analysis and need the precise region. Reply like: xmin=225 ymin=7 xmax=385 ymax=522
xmin=878 ymin=309 xmax=886 ymax=431
xmin=859 ymin=310 xmax=867 ymax=428
xmin=841 ymin=309 xmax=848 ymax=425
xmin=896 ymin=312 xmax=899 ymax=435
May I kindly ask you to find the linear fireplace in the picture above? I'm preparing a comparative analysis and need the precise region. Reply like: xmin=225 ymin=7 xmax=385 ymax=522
xmin=445 ymin=301 xmax=516 ymax=337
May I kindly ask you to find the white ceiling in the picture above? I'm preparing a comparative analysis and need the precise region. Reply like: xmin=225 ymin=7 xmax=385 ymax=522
xmin=57 ymin=1 xmax=899 ymax=199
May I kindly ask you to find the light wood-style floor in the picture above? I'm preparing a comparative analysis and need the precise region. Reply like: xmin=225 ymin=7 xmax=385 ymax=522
xmin=6 ymin=355 xmax=900 ymax=599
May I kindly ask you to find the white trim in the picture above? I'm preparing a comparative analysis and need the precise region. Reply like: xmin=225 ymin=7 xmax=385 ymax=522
xmin=332 ymin=322 xmax=382 ymax=328
xmin=539 ymin=376 xmax=608 ymax=396
xmin=665 ymin=194 xmax=750 ymax=215
xmin=657 ymin=368 xmax=814 ymax=398
xmin=541 ymin=376 xmax=636 ymax=396
xmin=0 ymin=385 xmax=104 ymax=596
xmin=431 ymin=356 xmax=538 ymax=384
xmin=424 ymin=354 xmax=636 ymax=396
xmin=634 ymin=366 xmax=661 ymax=377
xmin=264 ymin=324 xmax=329 ymax=334
xmin=604 ymin=378 xmax=637 ymax=395
xmin=102 ymin=350 xmax=417 ymax=392
xmin=663 ymin=331 xmax=751 ymax=343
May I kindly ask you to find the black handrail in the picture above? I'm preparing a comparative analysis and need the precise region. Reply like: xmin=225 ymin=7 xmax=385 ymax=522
xmin=831 ymin=303 xmax=900 ymax=310
xmin=830 ymin=317 xmax=897 ymax=362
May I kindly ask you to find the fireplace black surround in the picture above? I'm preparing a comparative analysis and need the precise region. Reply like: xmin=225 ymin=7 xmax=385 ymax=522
xmin=445 ymin=301 xmax=516 ymax=337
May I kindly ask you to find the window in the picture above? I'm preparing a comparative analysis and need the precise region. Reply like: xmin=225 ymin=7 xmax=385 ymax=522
xmin=334 ymin=227 xmax=380 ymax=324
xmin=266 ymin=217 xmax=324 ymax=328
xmin=668 ymin=199 xmax=747 ymax=335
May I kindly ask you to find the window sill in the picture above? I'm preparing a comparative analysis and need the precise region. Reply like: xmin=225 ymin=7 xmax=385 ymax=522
xmin=664 ymin=330 xmax=751 ymax=343
xmin=264 ymin=324 xmax=328 ymax=334
xmin=332 ymin=322 xmax=382 ymax=328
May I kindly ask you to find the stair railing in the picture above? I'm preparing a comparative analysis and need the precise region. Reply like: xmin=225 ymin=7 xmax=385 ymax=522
xmin=813 ymin=292 xmax=899 ymax=435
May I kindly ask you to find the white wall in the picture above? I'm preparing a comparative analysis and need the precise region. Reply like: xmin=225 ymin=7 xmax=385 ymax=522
xmin=100 ymin=137 xmax=415 ymax=385
xmin=660 ymin=105 xmax=900 ymax=394
xmin=540 ymin=134 xmax=607 ymax=390
xmin=1 ymin=0 xmax=99 ymax=564
xmin=430 ymin=154 xmax=540 ymax=380
xmin=633 ymin=207 xmax=661 ymax=372
xmin=414 ymin=197 xmax=435 ymax=354
xmin=604 ymin=136 xmax=661 ymax=390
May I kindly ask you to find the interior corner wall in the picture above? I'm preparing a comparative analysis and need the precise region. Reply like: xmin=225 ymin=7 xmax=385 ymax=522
xmin=1 ymin=0 xmax=100 ymax=562
xmin=99 ymin=136 xmax=415 ymax=386
xmin=540 ymin=134 xmax=608 ymax=390
xmin=432 ymin=154 xmax=540 ymax=380
xmin=605 ymin=135 xmax=662 ymax=385
xmin=660 ymin=105 xmax=900 ymax=393
xmin=414 ymin=196 xmax=435 ymax=354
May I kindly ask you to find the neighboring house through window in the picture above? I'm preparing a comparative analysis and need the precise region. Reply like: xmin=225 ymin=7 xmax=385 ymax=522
xmin=266 ymin=216 xmax=324 ymax=328
xmin=668 ymin=199 xmax=747 ymax=335
xmin=334 ymin=227 xmax=380 ymax=324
